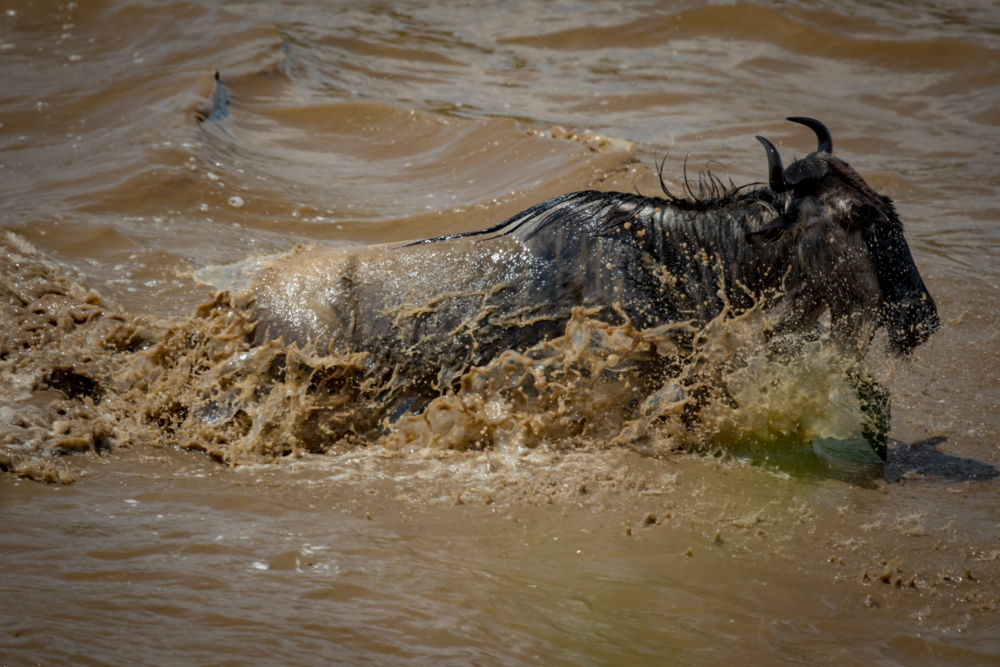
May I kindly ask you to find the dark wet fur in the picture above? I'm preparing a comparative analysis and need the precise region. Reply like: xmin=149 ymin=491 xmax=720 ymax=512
xmin=411 ymin=150 xmax=937 ymax=356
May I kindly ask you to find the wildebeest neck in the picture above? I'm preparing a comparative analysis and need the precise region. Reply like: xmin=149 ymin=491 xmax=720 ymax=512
xmin=472 ymin=189 xmax=787 ymax=330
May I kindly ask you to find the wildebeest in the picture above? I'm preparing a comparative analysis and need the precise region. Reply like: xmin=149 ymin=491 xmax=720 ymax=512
xmin=249 ymin=118 xmax=938 ymax=457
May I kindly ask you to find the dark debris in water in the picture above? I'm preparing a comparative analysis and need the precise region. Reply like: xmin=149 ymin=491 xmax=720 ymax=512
xmin=194 ymin=70 xmax=230 ymax=123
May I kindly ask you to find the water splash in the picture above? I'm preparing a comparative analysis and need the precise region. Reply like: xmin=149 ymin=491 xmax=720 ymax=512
xmin=0 ymin=235 xmax=886 ymax=482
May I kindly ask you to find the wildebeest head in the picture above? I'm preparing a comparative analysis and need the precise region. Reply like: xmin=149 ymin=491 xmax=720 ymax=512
xmin=747 ymin=118 xmax=939 ymax=356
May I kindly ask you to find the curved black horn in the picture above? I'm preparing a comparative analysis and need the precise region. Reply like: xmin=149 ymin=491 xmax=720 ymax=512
xmin=755 ymin=135 xmax=789 ymax=193
xmin=787 ymin=117 xmax=832 ymax=154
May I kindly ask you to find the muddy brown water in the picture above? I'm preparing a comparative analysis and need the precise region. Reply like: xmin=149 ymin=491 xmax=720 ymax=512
xmin=2 ymin=1 xmax=1000 ymax=665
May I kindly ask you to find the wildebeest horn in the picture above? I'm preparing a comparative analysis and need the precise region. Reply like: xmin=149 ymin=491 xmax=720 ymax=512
xmin=755 ymin=136 xmax=789 ymax=193
xmin=787 ymin=117 xmax=832 ymax=154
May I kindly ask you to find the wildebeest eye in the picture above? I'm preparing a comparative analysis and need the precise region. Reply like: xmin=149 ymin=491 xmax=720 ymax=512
xmin=844 ymin=201 xmax=884 ymax=233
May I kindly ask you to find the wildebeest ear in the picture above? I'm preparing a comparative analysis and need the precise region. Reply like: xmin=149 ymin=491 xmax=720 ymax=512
xmin=784 ymin=159 xmax=828 ymax=193
xmin=745 ymin=214 xmax=792 ymax=246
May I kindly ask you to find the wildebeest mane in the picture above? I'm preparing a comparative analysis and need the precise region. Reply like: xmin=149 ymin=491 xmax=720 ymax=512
xmin=653 ymin=153 xmax=765 ymax=212
xmin=406 ymin=162 xmax=776 ymax=248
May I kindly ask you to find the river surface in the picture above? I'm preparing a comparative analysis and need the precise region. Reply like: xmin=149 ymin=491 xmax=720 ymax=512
xmin=2 ymin=1 xmax=1000 ymax=665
